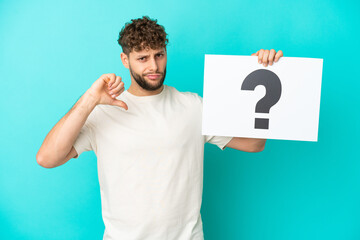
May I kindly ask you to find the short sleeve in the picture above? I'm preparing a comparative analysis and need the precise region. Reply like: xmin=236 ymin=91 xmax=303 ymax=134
xmin=204 ymin=135 xmax=233 ymax=150
xmin=192 ymin=92 xmax=234 ymax=151
xmin=73 ymin=106 xmax=98 ymax=158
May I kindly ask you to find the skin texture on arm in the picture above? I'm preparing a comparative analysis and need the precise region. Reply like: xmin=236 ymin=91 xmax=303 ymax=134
xmin=36 ymin=73 xmax=127 ymax=168
xmin=36 ymin=92 xmax=98 ymax=168
xmin=225 ymin=137 xmax=266 ymax=152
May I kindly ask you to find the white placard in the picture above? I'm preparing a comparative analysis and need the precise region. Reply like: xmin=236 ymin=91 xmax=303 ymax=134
xmin=202 ymin=55 xmax=323 ymax=142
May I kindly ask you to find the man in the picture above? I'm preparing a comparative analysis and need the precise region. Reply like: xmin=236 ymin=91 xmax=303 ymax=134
xmin=37 ymin=16 xmax=283 ymax=240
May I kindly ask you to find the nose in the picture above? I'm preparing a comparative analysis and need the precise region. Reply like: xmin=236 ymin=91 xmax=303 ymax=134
xmin=148 ymin=57 xmax=158 ymax=72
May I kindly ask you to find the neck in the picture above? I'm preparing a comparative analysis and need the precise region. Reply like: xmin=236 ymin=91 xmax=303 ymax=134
xmin=127 ymin=84 xmax=164 ymax=96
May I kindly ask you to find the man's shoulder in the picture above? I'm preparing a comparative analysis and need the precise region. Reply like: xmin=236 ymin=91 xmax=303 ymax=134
xmin=166 ymin=85 xmax=203 ymax=104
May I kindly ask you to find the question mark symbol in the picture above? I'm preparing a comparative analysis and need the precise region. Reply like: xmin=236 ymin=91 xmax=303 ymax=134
xmin=241 ymin=69 xmax=282 ymax=129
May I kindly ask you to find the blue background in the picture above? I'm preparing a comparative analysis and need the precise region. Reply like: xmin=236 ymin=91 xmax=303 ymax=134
xmin=1 ymin=0 xmax=359 ymax=239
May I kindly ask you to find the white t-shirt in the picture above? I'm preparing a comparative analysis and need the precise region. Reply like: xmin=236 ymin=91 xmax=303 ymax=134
xmin=73 ymin=85 xmax=233 ymax=240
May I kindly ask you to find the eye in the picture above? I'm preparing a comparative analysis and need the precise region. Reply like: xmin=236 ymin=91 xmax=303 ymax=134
xmin=138 ymin=57 xmax=146 ymax=61
xmin=156 ymin=53 xmax=164 ymax=58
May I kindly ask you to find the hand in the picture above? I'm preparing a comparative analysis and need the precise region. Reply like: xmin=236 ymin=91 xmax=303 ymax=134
xmin=87 ymin=73 xmax=128 ymax=110
xmin=251 ymin=49 xmax=283 ymax=67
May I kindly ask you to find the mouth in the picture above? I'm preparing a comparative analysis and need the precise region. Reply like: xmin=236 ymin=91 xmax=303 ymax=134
xmin=145 ymin=74 xmax=162 ymax=80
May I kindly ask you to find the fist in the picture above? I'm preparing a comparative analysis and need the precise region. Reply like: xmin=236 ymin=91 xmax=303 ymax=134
xmin=87 ymin=73 xmax=128 ymax=110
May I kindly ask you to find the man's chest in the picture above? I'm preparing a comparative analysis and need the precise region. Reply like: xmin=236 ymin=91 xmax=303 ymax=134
xmin=94 ymin=104 xmax=202 ymax=152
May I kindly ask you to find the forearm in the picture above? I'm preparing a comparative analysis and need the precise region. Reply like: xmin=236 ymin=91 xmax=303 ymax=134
xmin=226 ymin=137 xmax=266 ymax=152
xmin=250 ymin=138 xmax=266 ymax=152
xmin=36 ymin=91 xmax=98 ymax=166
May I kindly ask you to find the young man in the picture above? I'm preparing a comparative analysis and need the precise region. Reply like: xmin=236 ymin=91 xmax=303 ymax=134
xmin=37 ymin=16 xmax=283 ymax=240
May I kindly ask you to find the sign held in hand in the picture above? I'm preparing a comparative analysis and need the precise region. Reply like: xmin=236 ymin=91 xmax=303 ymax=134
xmin=202 ymin=55 xmax=323 ymax=142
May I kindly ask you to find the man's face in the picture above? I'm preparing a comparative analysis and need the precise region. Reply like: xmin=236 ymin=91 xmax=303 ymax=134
xmin=126 ymin=47 xmax=167 ymax=91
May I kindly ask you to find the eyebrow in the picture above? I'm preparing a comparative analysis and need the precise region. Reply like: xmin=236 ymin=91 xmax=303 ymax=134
xmin=136 ymin=50 xmax=165 ymax=58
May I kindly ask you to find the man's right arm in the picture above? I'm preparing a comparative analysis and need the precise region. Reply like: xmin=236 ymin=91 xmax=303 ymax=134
xmin=36 ymin=73 xmax=128 ymax=168
xmin=36 ymin=92 xmax=98 ymax=168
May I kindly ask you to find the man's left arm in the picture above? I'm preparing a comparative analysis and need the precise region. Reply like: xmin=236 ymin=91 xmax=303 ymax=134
xmin=225 ymin=49 xmax=283 ymax=153
xmin=226 ymin=137 xmax=266 ymax=152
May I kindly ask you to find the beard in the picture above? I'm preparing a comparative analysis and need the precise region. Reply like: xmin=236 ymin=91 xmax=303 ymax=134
xmin=129 ymin=65 xmax=166 ymax=91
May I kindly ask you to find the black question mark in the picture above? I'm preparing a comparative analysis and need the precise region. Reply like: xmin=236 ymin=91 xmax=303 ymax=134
xmin=241 ymin=69 xmax=282 ymax=129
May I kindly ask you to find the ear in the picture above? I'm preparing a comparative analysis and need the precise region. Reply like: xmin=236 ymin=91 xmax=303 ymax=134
xmin=120 ymin=52 xmax=129 ymax=69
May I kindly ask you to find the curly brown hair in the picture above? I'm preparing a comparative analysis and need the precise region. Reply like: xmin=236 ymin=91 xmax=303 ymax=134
xmin=117 ymin=16 xmax=169 ymax=55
